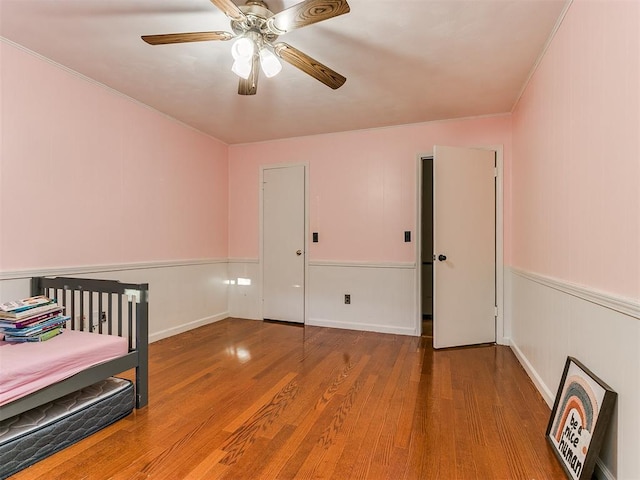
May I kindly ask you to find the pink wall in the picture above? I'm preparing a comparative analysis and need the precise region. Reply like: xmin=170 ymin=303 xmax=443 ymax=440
xmin=228 ymin=116 xmax=512 ymax=262
xmin=0 ymin=42 xmax=229 ymax=270
xmin=511 ymin=0 xmax=640 ymax=298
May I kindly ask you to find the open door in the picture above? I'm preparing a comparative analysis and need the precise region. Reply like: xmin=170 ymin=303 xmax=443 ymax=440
xmin=262 ymin=165 xmax=306 ymax=323
xmin=433 ymin=146 xmax=496 ymax=348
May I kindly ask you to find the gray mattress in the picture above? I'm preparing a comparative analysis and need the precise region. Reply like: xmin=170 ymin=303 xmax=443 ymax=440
xmin=0 ymin=377 xmax=134 ymax=479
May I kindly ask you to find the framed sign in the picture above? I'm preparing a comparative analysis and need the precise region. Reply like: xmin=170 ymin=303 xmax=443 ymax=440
xmin=546 ymin=357 xmax=617 ymax=480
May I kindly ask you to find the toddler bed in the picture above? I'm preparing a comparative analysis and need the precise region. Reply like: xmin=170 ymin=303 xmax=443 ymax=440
xmin=0 ymin=276 xmax=148 ymax=478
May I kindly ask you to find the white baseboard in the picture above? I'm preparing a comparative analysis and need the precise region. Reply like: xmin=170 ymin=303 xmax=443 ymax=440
xmin=594 ymin=459 xmax=615 ymax=480
xmin=306 ymin=317 xmax=416 ymax=336
xmin=509 ymin=340 xmax=554 ymax=407
xmin=308 ymin=260 xmax=416 ymax=269
xmin=150 ymin=311 xmax=228 ymax=343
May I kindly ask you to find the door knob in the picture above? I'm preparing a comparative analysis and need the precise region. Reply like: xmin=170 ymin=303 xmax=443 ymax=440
xmin=296 ymin=250 xmax=302 ymax=256
xmin=438 ymin=254 xmax=447 ymax=261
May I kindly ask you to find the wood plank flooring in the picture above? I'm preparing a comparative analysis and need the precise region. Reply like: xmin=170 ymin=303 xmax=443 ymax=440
xmin=10 ymin=318 xmax=566 ymax=479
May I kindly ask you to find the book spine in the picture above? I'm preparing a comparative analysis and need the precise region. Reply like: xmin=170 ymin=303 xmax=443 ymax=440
xmin=2 ymin=316 xmax=69 ymax=336
xmin=12 ymin=309 xmax=63 ymax=328
xmin=0 ymin=296 xmax=54 ymax=313
xmin=35 ymin=328 xmax=64 ymax=342
xmin=5 ymin=328 xmax=63 ymax=342
xmin=0 ymin=302 xmax=59 ymax=320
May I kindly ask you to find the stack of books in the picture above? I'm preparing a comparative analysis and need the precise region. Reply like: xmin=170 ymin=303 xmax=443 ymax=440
xmin=0 ymin=295 xmax=69 ymax=342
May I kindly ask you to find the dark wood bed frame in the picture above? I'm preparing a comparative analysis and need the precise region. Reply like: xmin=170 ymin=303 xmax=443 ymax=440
xmin=0 ymin=276 xmax=148 ymax=422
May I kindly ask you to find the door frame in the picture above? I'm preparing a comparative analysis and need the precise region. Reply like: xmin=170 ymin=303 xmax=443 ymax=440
xmin=415 ymin=145 xmax=506 ymax=345
xmin=259 ymin=162 xmax=310 ymax=323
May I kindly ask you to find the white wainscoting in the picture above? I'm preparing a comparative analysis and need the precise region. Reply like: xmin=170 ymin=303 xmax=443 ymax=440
xmin=227 ymin=259 xmax=262 ymax=320
xmin=307 ymin=261 xmax=417 ymax=336
xmin=226 ymin=259 xmax=419 ymax=335
xmin=0 ymin=260 xmax=230 ymax=343
xmin=508 ymin=267 xmax=640 ymax=480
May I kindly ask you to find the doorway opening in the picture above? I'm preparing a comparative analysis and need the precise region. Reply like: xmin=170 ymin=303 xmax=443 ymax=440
xmin=420 ymin=157 xmax=433 ymax=340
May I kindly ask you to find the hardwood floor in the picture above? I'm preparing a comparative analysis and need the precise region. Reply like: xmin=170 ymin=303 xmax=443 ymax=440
xmin=11 ymin=318 xmax=566 ymax=479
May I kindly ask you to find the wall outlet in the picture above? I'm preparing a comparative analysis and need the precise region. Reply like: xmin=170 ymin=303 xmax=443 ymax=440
xmin=344 ymin=294 xmax=351 ymax=305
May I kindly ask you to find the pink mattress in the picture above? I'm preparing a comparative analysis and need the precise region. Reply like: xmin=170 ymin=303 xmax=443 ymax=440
xmin=0 ymin=330 xmax=128 ymax=406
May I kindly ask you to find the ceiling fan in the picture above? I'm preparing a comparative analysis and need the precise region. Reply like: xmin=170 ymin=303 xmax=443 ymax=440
xmin=142 ymin=0 xmax=350 ymax=95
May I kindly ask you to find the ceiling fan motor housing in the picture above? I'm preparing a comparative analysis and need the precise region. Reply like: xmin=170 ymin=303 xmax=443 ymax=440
xmin=232 ymin=1 xmax=279 ymax=44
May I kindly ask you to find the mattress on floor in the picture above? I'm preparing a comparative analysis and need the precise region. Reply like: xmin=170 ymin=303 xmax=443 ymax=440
xmin=0 ymin=377 xmax=134 ymax=479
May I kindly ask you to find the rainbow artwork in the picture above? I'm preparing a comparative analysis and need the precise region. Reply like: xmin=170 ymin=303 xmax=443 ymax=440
xmin=549 ymin=362 xmax=606 ymax=480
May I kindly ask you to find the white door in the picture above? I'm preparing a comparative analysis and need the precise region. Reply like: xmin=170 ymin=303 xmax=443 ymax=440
xmin=433 ymin=146 xmax=495 ymax=348
xmin=262 ymin=165 xmax=306 ymax=323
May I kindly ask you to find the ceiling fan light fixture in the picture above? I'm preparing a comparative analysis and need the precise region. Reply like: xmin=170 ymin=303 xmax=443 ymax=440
xmin=259 ymin=47 xmax=282 ymax=78
xmin=232 ymin=57 xmax=253 ymax=79
xmin=231 ymin=36 xmax=255 ymax=60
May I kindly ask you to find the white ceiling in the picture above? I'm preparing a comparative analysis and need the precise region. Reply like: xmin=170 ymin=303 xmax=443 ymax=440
xmin=0 ymin=0 xmax=569 ymax=144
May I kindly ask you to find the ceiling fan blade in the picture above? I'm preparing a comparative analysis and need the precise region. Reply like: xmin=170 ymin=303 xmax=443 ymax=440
xmin=273 ymin=43 xmax=346 ymax=90
xmin=238 ymin=53 xmax=260 ymax=95
xmin=142 ymin=31 xmax=234 ymax=45
xmin=210 ymin=0 xmax=247 ymax=22
xmin=267 ymin=0 xmax=350 ymax=34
